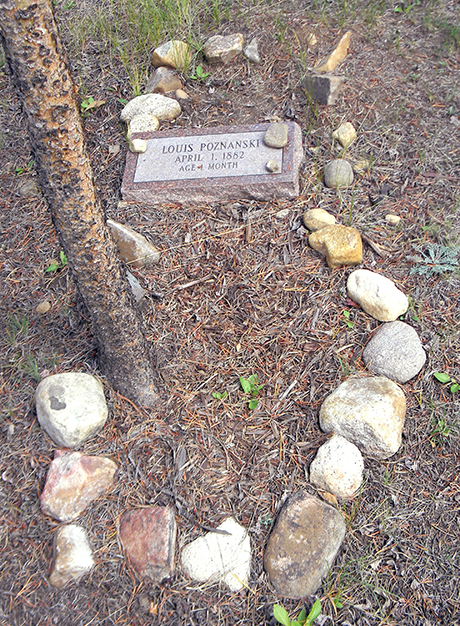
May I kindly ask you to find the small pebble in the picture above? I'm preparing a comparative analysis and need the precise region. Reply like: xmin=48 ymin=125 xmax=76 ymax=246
xmin=175 ymin=89 xmax=189 ymax=100
xmin=129 ymin=139 xmax=147 ymax=153
xmin=385 ymin=214 xmax=401 ymax=225
xmin=275 ymin=209 xmax=290 ymax=219
xmin=266 ymin=160 xmax=279 ymax=172
xmin=36 ymin=301 xmax=51 ymax=315
xmin=264 ymin=122 xmax=288 ymax=148
xmin=243 ymin=38 xmax=261 ymax=64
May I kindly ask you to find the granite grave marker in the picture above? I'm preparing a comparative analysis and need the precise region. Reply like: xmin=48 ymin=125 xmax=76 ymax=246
xmin=121 ymin=122 xmax=303 ymax=205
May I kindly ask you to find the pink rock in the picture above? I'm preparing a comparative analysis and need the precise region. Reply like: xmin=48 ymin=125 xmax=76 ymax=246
xmin=41 ymin=451 xmax=117 ymax=522
xmin=119 ymin=507 xmax=176 ymax=581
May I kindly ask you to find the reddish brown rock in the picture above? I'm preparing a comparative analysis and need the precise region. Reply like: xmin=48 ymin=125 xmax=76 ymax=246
xmin=119 ymin=507 xmax=176 ymax=581
xmin=41 ymin=451 xmax=117 ymax=522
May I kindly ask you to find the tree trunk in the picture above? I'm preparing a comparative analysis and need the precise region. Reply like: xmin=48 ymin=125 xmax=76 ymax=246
xmin=0 ymin=0 xmax=160 ymax=406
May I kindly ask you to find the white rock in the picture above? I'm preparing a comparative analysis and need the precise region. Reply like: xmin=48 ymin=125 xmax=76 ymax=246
xmin=332 ymin=122 xmax=357 ymax=148
xmin=347 ymin=269 xmax=408 ymax=322
xmin=309 ymin=435 xmax=364 ymax=498
xmin=49 ymin=525 xmax=94 ymax=588
xmin=127 ymin=114 xmax=159 ymax=138
xmin=319 ymin=376 xmax=406 ymax=460
xmin=181 ymin=517 xmax=251 ymax=591
xmin=120 ymin=94 xmax=181 ymax=123
xmin=129 ymin=138 xmax=147 ymax=153
xmin=35 ymin=373 xmax=108 ymax=448
xmin=126 ymin=271 xmax=145 ymax=303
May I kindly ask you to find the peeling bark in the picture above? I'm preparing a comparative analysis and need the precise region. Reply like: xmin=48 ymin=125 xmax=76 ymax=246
xmin=0 ymin=0 xmax=160 ymax=405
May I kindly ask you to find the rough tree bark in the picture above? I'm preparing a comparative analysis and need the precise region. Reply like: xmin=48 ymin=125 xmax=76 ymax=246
xmin=0 ymin=0 xmax=160 ymax=405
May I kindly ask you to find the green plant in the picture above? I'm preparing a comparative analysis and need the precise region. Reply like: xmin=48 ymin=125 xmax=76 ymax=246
xmin=190 ymin=64 xmax=210 ymax=81
xmin=433 ymin=372 xmax=459 ymax=394
xmin=239 ymin=374 xmax=263 ymax=410
xmin=46 ymin=250 xmax=68 ymax=273
xmin=6 ymin=312 xmax=29 ymax=345
xmin=430 ymin=415 xmax=452 ymax=447
xmin=395 ymin=0 xmax=420 ymax=14
xmin=212 ymin=390 xmax=228 ymax=400
xmin=15 ymin=160 xmax=35 ymax=175
xmin=408 ymin=242 xmax=459 ymax=277
xmin=273 ymin=599 xmax=321 ymax=626
xmin=80 ymin=96 xmax=105 ymax=117
xmin=342 ymin=310 xmax=354 ymax=329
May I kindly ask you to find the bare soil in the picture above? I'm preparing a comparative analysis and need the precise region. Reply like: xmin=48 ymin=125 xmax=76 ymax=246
xmin=1 ymin=1 xmax=460 ymax=625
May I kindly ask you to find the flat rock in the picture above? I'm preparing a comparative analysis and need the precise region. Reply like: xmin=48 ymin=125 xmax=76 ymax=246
xmin=126 ymin=271 xmax=146 ymax=302
xmin=309 ymin=435 xmax=364 ymax=499
xmin=347 ymin=269 xmax=408 ymax=322
xmin=122 ymin=122 xmax=304 ymax=205
xmin=120 ymin=94 xmax=181 ymax=123
xmin=35 ymin=373 xmax=108 ymax=449
xmin=41 ymin=451 xmax=117 ymax=522
xmin=363 ymin=321 xmax=426 ymax=383
xmin=332 ymin=121 xmax=357 ymax=148
xmin=243 ymin=38 xmax=260 ymax=64
xmin=385 ymin=213 xmax=401 ymax=225
xmin=107 ymin=219 xmax=160 ymax=268
xmin=146 ymin=67 xmax=183 ymax=94
xmin=303 ymin=208 xmax=336 ymax=231
xmin=264 ymin=122 xmax=288 ymax=148
xmin=127 ymin=114 xmax=160 ymax=138
xmin=181 ymin=517 xmax=251 ymax=591
xmin=319 ymin=376 xmax=406 ymax=460
xmin=49 ymin=525 xmax=94 ymax=589
xmin=204 ymin=33 xmax=244 ymax=64
xmin=264 ymin=491 xmax=346 ymax=598
xmin=308 ymin=225 xmax=362 ymax=268
xmin=151 ymin=40 xmax=192 ymax=70
xmin=129 ymin=138 xmax=147 ymax=153
xmin=324 ymin=159 xmax=354 ymax=188
xmin=302 ymin=74 xmax=345 ymax=105
xmin=315 ymin=30 xmax=351 ymax=73
xmin=119 ymin=507 xmax=176 ymax=581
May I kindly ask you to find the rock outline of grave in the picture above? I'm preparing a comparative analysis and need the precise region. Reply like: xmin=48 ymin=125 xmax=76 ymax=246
xmin=121 ymin=122 xmax=304 ymax=205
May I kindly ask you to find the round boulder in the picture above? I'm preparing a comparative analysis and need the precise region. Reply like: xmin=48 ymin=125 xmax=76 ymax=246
xmin=35 ymin=373 xmax=108 ymax=448
xmin=324 ymin=159 xmax=354 ymax=188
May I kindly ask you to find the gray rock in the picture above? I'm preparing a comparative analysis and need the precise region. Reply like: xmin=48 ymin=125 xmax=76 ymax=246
xmin=324 ymin=159 xmax=354 ymax=188
xmin=126 ymin=271 xmax=146 ymax=303
xmin=41 ymin=451 xmax=117 ymax=522
xmin=49 ymin=525 xmax=94 ymax=588
xmin=146 ymin=67 xmax=183 ymax=94
xmin=204 ymin=33 xmax=244 ymax=64
xmin=35 ymin=373 xmax=108 ymax=449
xmin=243 ymin=38 xmax=260 ymax=64
xmin=363 ymin=321 xmax=426 ymax=384
xmin=266 ymin=159 xmax=280 ymax=172
xmin=264 ymin=122 xmax=289 ymax=148
xmin=120 ymin=94 xmax=181 ymax=123
xmin=107 ymin=219 xmax=160 ymax=268
xmin=181 ymin=517 xmax=251 ymax=591
xmin=319 ymin=376 xmax=406 ymax=460
xmin=264 ymin=491 xmax=346 ymax=598
xmin=18 ymin=179 xmax=41 ymax=197
xmin=302 ymin=74 xmax=345 ymax=105
xmin=309 ymin=435 xmax=364 ymax=499
xmin=119 ymin=507 xmax=176 ymax=581
xmin=347 ymin=269 xmax=408 ymax=322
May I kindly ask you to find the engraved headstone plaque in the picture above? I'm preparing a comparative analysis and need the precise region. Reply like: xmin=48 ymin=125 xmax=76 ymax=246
xmin=121 ymin=122 xmax=303 ymax=205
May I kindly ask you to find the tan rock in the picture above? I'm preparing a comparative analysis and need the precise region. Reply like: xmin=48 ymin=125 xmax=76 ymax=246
xmin=146 ymin=67 xmax=183 ymax=94
xmin=308 ymin=225 xmax=362 ymax=268
xmin=303 ymin=208 xmax=336 ymax=231
xmin=129 ymin=138 xmax=147 ymax=153
xmin=107 ymin=219 xmax=160 ymax=268
xmin=385 ymin=213 xmax=401 ymax=225
xmin=332 ymin=121 xmax=357 ymax=148
xmin=36 ymin=301 xmax=51 ymax=315
xmin=127 ymin=114 xmax=160 ymax=139
xmin=49 ymin=525 xmax=94 ymax=588
xmin=315 ymin=30 xmax=351 ymax=73
xmin=175 ymin=89 xmax=189 ymax=100
xmin=151 ymin=40 xmax=192 ymax=70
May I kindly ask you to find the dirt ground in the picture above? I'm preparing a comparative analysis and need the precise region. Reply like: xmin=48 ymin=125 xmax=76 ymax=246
xmin=1 ymin=1 xmax=460 ymax=625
